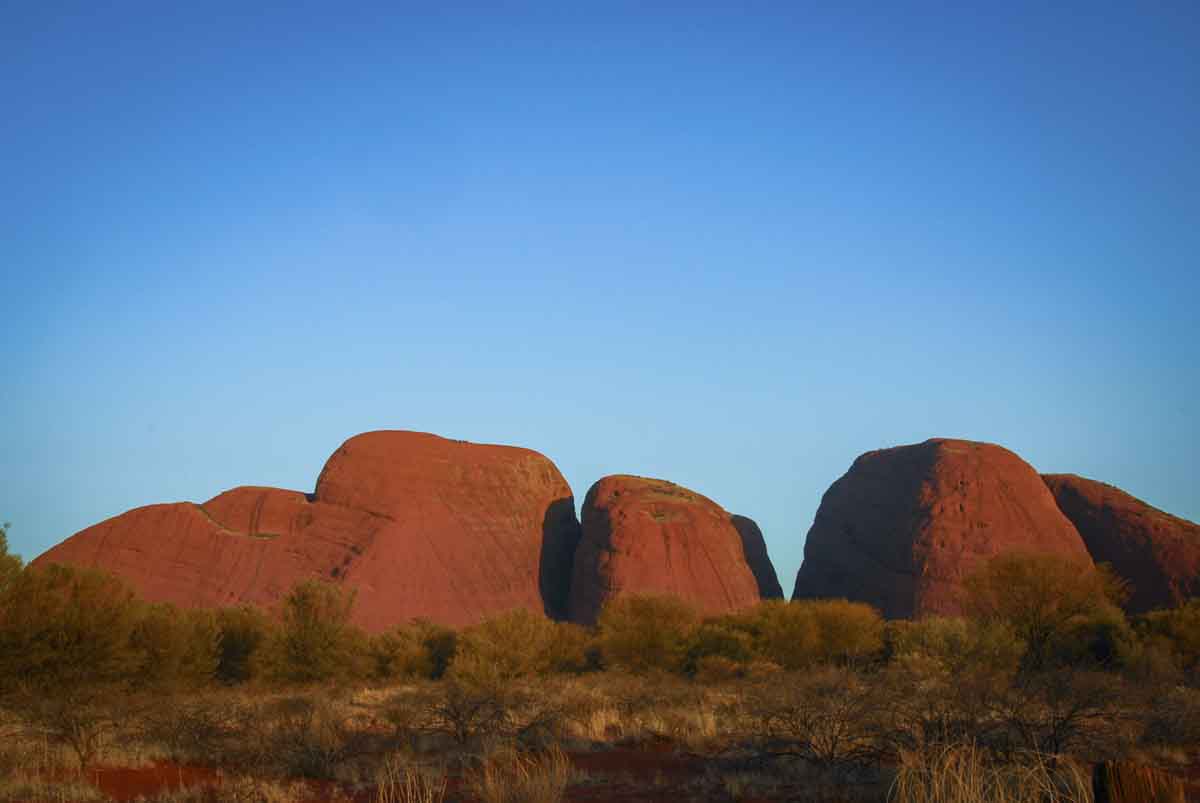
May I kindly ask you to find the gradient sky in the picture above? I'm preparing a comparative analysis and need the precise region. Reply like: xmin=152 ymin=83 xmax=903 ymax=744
xmin=3 ymin=2 xmax=1198 ymax=590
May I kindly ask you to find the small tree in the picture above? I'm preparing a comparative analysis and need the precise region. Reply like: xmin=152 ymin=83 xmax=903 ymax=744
xmin=0 ymin=564 xmax=144 ymax=768
xmin=452 ymin=608 xmax=563 ymax=683
xmin=130 ymin=603 xmax=220 ymax=690
xmin=597 ymin=594 xmax=698 ymax=674
xmin=0 ymin=521 xmax=21 ymax=594
xmin=738 ymin=599 xmax=884 ymax=669
xmin=960 ymin=553 xmax=1127 ymax=670
xmin=256 ymin=579 xmax=366 ymax=684
xmin=215 ymin=604 xmax=274 ymax=684
xmin=0 ymin=563 xmax=142 ymax=692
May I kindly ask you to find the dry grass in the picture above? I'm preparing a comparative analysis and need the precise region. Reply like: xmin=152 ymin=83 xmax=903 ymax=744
xmin=890 ymin=744 xmax=1092 ymax=803
xmin=374 ymin=754 xmax=447 ymax=803
xmin=0 ymin=773 xmax=108 ymax=803
xmin=466 ymin=745 xmax=574 ymax=803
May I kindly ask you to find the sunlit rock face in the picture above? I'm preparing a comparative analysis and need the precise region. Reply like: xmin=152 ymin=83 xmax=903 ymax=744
xmin=34 ymin=430 xmax=581 ymax=631
xmin=567 ymin=475 xmax=764 ymax=625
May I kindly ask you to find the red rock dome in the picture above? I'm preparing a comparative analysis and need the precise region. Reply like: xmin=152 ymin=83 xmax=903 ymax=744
xmin=33 ymin=431 xmax=581 ymax=631
xmin=792 ymin=439 xmax=1092 ymax=618
xmin=567 ymin=475 xmax=765 ymax=624
xmin=1043 ymin=473 xmax=1199 ymax=612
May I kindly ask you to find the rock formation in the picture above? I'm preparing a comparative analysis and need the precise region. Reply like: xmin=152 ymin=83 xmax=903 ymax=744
xmin=567 ymin=475 xmax=764 ymax=624
xmin=792 ymin=438 xmax=1092 ymax=618
xmin=731 ymin=515 xmax=784 ymax=599
xmin=34 ymin=431 xmax=581 ymax=631
xmin=1043 ymin=474 xmax=1199 ymax=612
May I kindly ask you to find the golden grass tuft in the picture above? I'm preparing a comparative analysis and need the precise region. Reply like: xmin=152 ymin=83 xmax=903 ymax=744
xmin=374 ymin=755 xmax=447 ymax=803
xmin=467 ymin=745 xmax=573 ymax=803
xmin=890 ymin=744 xmax=1092 ymax=803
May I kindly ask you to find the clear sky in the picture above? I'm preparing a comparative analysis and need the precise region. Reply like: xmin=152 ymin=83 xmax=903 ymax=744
xmin=3 ymin=2 xmax=1198 ymax=590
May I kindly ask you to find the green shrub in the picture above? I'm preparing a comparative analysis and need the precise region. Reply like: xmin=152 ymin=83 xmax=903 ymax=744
xmin=1047 ymin=603 xmax=1138 ymax=669
xmin=412 ymin=619 xmax=458 ymax=680
xmin=736 ymin=599 xmax=883 ymax=669
xmin=451 ymin=609 xmax=565 ymax=684
xmin=1136 ymin=599 xmax=1200 ymax=678
xmin=215 ymin=605 xmax=275 ymax=684
xmin=887 ymin=617 xmax=1026 ymax=675
xmin=0 ymin=522 xmax=21 ymax=595
xmin=960 ymin=553 xmax=1128 ymax=670
xmin=0 ymin=563 xmax=142 ymax=694
xmin=596 ymin=594 xmax=698 ymax=674
xmin=254 ymin=580 xmax=367 ymax=684
xmin=684 ymin=621 xmax=755 ymax=676
xmin=369 ymin=624 xmax=437 ymax=681
xmin=130 ymin=603 xmax=220 ymax=690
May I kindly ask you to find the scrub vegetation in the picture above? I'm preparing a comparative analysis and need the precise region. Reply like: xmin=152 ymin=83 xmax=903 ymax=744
xmin=0 ymin=530 xmax=1197 ymax=802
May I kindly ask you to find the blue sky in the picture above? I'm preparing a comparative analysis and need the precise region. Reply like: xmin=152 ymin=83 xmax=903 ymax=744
xmin=3 ymin=2 xmax=1198 ymax=590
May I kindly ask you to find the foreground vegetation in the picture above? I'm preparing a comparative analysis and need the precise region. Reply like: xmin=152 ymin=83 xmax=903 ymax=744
xmin=0 ymin=527 xmax=1197 ymax=802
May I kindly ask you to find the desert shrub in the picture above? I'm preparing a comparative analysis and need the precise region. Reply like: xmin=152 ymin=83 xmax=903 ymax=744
xmin=988 ymin=669 xmax=1129 ymax=759
xmin=878 ymin=654 xmax=1014 ymax=753
xmin=737 ymin=599 xmax=884 ymax=669
xmin=370 ymin=625 xmax=437 ymax=681
xmin=544 ymin=622 xmax=593 ymax=674
xmin=737 ymin=600 xmax=820 ymax=669
xmin=413 ymin=619 xmax=458 ymax=679
xmin=451 ymin=609 xmax=571 ymax=683
xmin=1046 ymin=603 xmax=1138 ymax=670
xmin=0 ymin=563 xmax=143 ymax=694
xmin=1138 ymin=685 xmax=1200 ymax=750
xmin=738 ymin=667 xmax=883 ymax=768
xmin=467 ymin=745 xmax=572 ymax=803
xmin=890 ymin=742 xmax=1091 ymax=803
xmin=596 ymin=594 xmax=698 ymax=673
xmin=810 ymin=598 xmax=886 ymax=664
xmin=960 ymin=553 xmax=1128 ymax=671
xmin=18 ymin=692 xmax=134 ymax=769
xmin=255 ymin=580 xmax=368 ymax=684
xmin=139 ymin=691 xmax=245 ymax=765
xmin=131 ymin=603 xmax=220 ymax=690
xmin=215 ymin=605 xmax=274 ymax=684
xmin=258 ymin=694 xmax=355 ymax=779
xmin=413 ymin=675 xmax=580 ymax=749
xmin=684 ymin=621 xmax=755 ymax=677
xmin=1135 ymin=599 xmax=1200 ymax=680
xmin=887 ymin=617 xmax=1026 ymax=676
xmin=0 ymin=522 xmax=21 ymax=596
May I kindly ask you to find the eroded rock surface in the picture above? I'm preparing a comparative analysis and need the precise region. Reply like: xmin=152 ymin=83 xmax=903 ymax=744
xmin=568 ymin=475 xmax=763 ymax=624
xmin=792 ymin=439 xmax=1092 ymax=618
xmin=1043 ymin=474 xmax=1199 ymax=612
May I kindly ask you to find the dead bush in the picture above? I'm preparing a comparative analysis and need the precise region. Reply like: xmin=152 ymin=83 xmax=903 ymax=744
xmin=738 ymin=667 xmax=884 ymax=768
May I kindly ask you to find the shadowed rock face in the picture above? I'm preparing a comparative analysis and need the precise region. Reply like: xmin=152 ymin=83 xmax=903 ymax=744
xmin=731 ymin=515 xmax=784 ymax=599
xmin=567 ymin=475 xmax=763 ymax=624
xmin=1043 ymin=474 xmax=1199 ymax=613
xmin=33 ymin=431 xmax=581 ymax=631
xmin=792 ymin=439 xmax=1092 ymax=619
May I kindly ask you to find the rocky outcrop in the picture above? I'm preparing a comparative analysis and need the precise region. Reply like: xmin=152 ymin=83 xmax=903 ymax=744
xmin=567 ymin=475 xmax=764 ymax=624
xmin=33 ymin=431 xmax=581 ymax=631
xmin=731 ymin=515 xmax=784 ymax=599
xmin=792 ymin=439 xmax=1092 ymax=618
xmin=1043 ymin=474 xmax=1199 ymax=612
